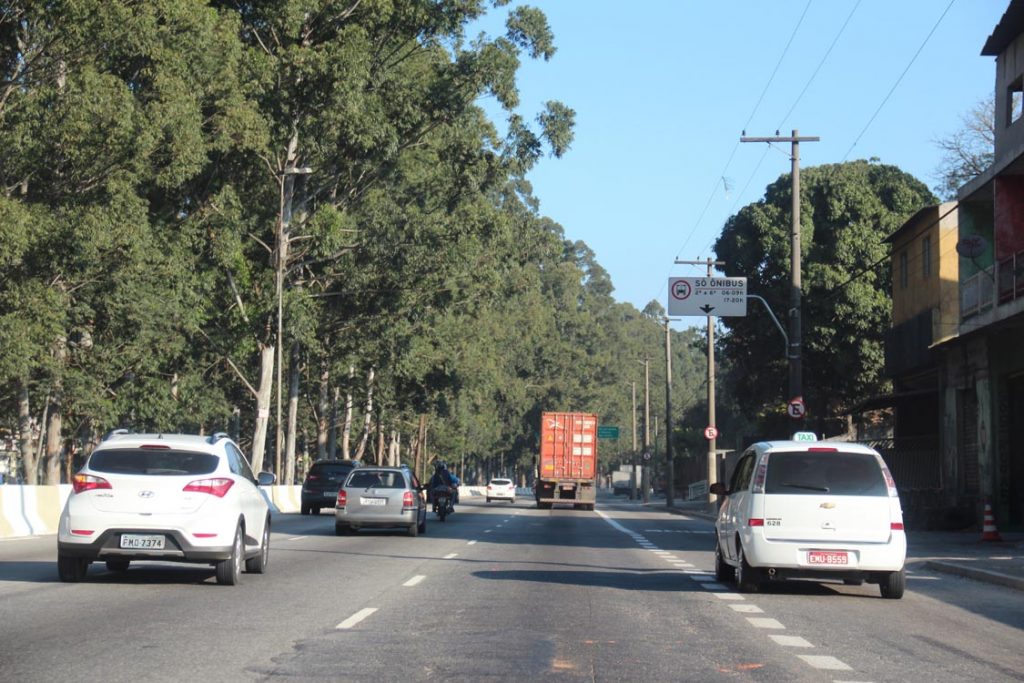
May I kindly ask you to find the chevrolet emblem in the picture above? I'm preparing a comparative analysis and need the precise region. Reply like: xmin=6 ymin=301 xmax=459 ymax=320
xmin=819 ymin=502 xmax=835 ymax=509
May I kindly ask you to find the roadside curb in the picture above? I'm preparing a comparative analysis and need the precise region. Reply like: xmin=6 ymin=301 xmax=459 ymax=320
xmin=922 ymin=560 xmax=1024 ymax=592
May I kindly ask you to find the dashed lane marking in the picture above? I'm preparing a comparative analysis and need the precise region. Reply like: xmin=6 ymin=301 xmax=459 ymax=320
xmin=747 ymin=618 xmax=785 ymax=629
xmin=288 ymin=536 xmax=307 ymax=541
xmin=403 ymin=575 xmax=426 ymax=587
xmin=443 ymin=553 xmax=458 ymax=559
xmin=336 ymin=608 xmax=378 ymax=630
xmin=467 ymin=540 xmax=477 ymax=545
xmin=796 ymin=655 xmax=852 ymax=671
xmin=769 ymin=635 xmax=813 ymax=648
xmin=712 ymin=592 xmax=744 ymax=601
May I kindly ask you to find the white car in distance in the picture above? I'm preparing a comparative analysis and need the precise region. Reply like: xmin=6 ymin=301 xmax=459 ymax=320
xmin=57 ymin=431 xmax=276 ymax=585
xmin=486 ymin=478 xmax=516 ymax=504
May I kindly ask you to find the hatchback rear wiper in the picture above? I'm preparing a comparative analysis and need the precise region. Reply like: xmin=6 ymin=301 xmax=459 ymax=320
xmin=780 ymin=482 xmax=830 ymax=492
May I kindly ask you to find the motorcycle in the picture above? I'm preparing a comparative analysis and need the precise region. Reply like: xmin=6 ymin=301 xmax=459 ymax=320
xmin=432 ymin=485 xmax=454 ymax=522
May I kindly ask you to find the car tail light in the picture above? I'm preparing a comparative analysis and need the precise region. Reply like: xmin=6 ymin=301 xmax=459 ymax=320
xmin=182 ymin=478 xmax=234 ymax=497
xmin=402 ymin=491 xmax=416 ymax=510
xmin=808 ymin=447 xmax=837 ymax=452
xmin=72 ymin=474 xmax=111 ymax=494
xmin=193 ymin=532 xmax=218 ymax=538
xmin=881 ymin=465 xmax=899 ymax=498
xmin=891 ymin=522 xmax=904 ymax=531
xmin=748 ymin=518 xmax=764 ymax=527
xmin=751 ymin=455 xmax=769 ymax=493
xmin=337 ymin=490 xmax=347 ymax=508
xmin=140 ymin=444 xmax=171 ymax=449
xmin=70 ymin=529 xmax=95 ymax=536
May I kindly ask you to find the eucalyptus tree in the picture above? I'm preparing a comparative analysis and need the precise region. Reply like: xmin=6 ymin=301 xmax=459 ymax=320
xmin=0 ymin=1 xmax=260 ymax=482
xmin=211 ymin=0 xmax=574 ymax=477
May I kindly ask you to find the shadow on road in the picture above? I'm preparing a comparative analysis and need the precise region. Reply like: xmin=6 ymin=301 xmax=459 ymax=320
xmin=472 ymin=568 xmax=715 ymax=592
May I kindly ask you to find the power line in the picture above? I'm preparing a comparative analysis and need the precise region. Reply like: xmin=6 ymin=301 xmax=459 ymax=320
xmin=841 ymin=0 xmax=956 ymax=161
xmin=657 ymin=2 xmax=818 ymax=295
xmin=776 ymin=0 xmax=862 ymax=130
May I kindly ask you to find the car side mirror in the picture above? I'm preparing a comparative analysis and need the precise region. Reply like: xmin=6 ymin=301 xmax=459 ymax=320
xmin=709 ymin=482 xmax=728 ymax=496
xmin=257 ymin=471 xmax=277 ymax=487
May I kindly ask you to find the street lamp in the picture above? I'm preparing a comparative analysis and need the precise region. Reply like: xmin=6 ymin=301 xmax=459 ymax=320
xmin=275 ymin=164 xmax=313 ymax=481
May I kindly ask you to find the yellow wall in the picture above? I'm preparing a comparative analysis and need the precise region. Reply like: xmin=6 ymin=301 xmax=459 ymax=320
xmin=891 ymin=202 xmax=959 ymax=342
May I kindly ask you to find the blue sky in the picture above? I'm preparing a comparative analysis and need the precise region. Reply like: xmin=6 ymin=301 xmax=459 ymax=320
xmin=474 ymin=0 xmax=1007 ymax=326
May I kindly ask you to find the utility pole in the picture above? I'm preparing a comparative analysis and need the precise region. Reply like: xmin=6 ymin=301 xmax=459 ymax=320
xmin=676 ymin=258 xmax=725 ymax=505
xmin=642 ymin=358 xmax=651 ymax=504
xmin=741 ymin=130 xmax=818 ymax=420
xmin=664 ymin=317 xmax=674 ymax=508
xmin=626 ymin=382 xmax=634 ymax=499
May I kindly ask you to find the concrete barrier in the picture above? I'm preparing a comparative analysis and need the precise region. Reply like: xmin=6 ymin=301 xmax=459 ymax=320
xmin=0 ymin=485 xmax=72 ymax=539
xmin=0 ymin=484 xmax=304 ymax=539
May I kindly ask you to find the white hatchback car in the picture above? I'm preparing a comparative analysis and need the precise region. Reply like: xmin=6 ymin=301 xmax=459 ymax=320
xmin=57 ymin=431 xmax=276 ymax=585
xmin=486 ymin=478 xmax=516 ymax=503
xmin=710 ymin=438 xmax=907 ymax=599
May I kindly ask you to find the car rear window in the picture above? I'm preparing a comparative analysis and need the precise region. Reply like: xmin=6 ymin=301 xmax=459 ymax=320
xmin=346 ymin=470 xmax=406 ymax=489
xmin=88 ymin=449 xmax=219 ymax=476
xmin=309 ymin=463 xmax=354 ymax=479
xmin=764 ymin=451 xmax=887 ymax=496
xmin=491 ymin=479 xmax=512 ymax=485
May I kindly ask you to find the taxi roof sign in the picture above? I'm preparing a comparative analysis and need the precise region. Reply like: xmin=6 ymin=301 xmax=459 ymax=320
xmin=792 ymin=431 xmax=818 ymax=442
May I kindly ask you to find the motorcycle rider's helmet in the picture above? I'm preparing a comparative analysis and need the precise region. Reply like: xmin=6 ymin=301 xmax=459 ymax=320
xmin=435 ymin=461 xmax=447 ymax=471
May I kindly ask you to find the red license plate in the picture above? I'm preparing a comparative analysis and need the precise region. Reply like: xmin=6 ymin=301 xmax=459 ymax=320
xmin=808 ymin=551 xmax=848 ymax=565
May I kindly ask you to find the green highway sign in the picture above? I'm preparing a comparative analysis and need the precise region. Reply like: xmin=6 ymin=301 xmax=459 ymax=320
xmin=597 ymin=426 xmax=620 ymax=439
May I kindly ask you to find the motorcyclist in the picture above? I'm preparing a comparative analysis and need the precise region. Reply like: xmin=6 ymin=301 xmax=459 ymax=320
xmin=428 ymin=461 xmax=456 ymax=512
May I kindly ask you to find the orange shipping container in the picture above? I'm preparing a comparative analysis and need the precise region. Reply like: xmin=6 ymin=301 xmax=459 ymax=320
xmin=539 ymin=412 xmax=598 ymax=481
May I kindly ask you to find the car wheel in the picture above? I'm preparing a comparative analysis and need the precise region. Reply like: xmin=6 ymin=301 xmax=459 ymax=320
xmin=407 ymin=521 xmax=419 ymax=537
xmin=486 ymin=497 xmax=491 ymax=503
xmin=300 ymin=504 xmax=310 ymax=515
xmin=312 ymin=507 xmax=320 ymax=515
xmin=334 ymin=523 xmax=346 ymax=536
xmin=510 ymin=499 xmax=516 ymax=505
xmin=245 ymin=519 xmax=270 ymax=574
xmin=105 ymin=559 xmax=130 ymax=573
xmin=714 ymin=543 xmax=735 ymax=582
xmin=215 ymin=525 xmax=244 ymax=586
xmin=418 ymin=511 xmax=427 ymax=534
xmin=879 ymin=568 xmax=905 ymax=599
xmin=735 ymin=545 xmax=761 ymax=593
xmin=58 ymin=553 xmax=88 ymax=582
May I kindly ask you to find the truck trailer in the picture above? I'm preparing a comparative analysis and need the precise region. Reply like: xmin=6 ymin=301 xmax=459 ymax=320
xmin=535 ymin=411 xmax=598 ymax=510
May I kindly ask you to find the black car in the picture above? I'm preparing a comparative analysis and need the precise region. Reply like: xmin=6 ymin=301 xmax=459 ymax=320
xmin=301 ymin=459 xmax=360 ymax=515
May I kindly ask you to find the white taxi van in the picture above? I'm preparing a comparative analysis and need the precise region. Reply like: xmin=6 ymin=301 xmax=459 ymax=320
xmin=709 ymin=434 xmax=906 ymax=599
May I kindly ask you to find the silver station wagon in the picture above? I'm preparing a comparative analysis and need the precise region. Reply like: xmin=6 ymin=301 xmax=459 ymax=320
xmin=334 ymin=467 xmax=427 ymax=537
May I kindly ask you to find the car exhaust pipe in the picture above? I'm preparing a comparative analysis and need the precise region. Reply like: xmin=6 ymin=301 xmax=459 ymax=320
xmin=767 ymin=568 xmax=776 ymax=577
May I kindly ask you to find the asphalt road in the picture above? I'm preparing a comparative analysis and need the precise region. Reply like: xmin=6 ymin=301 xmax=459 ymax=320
xmin=2 ymin=494 xmax=1023 ymax=682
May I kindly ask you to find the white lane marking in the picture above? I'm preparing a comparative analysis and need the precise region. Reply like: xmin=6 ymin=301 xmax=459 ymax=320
xmin=443 ymin=553 xmax=458 ymax=559
xmin=747 ymin=617 xmax=785 ymax=629
xmin=467 ymin=540 xmax=477 ymax=545
xmin=712 ymin=593 xmax=744 ymax=601
xmin=730 ymin=604 xmax=764 ymax=613
xmin=496 ymin=525 xmax=503 ymax=528
xmin=288 ymin=536 xmax=307 ymax=541
xmin=403 ymin=575 xmax=426 ymax=587
xmin=336 ymin=608 xmax=378 ymax=630
xmin=653 ymin=550 xmax=671 ymax=554
xmin=702 ymin=582 xmax=728 ymax=591
xmin=769 ymin=635 xmax=813 ymax=648
xmin=690 ymin=576 xmax=715 ymax=582
xmin=796 ymin=655 xmax=852 ymax=671
xmin=484 ymin=530 xmax=493 ymax=534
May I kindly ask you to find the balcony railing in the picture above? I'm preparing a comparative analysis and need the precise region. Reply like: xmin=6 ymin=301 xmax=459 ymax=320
xmin=996 ymin=249 xmax=1024 ymax=305
xmin=960 ymin=266 xmax=994 ymax=319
